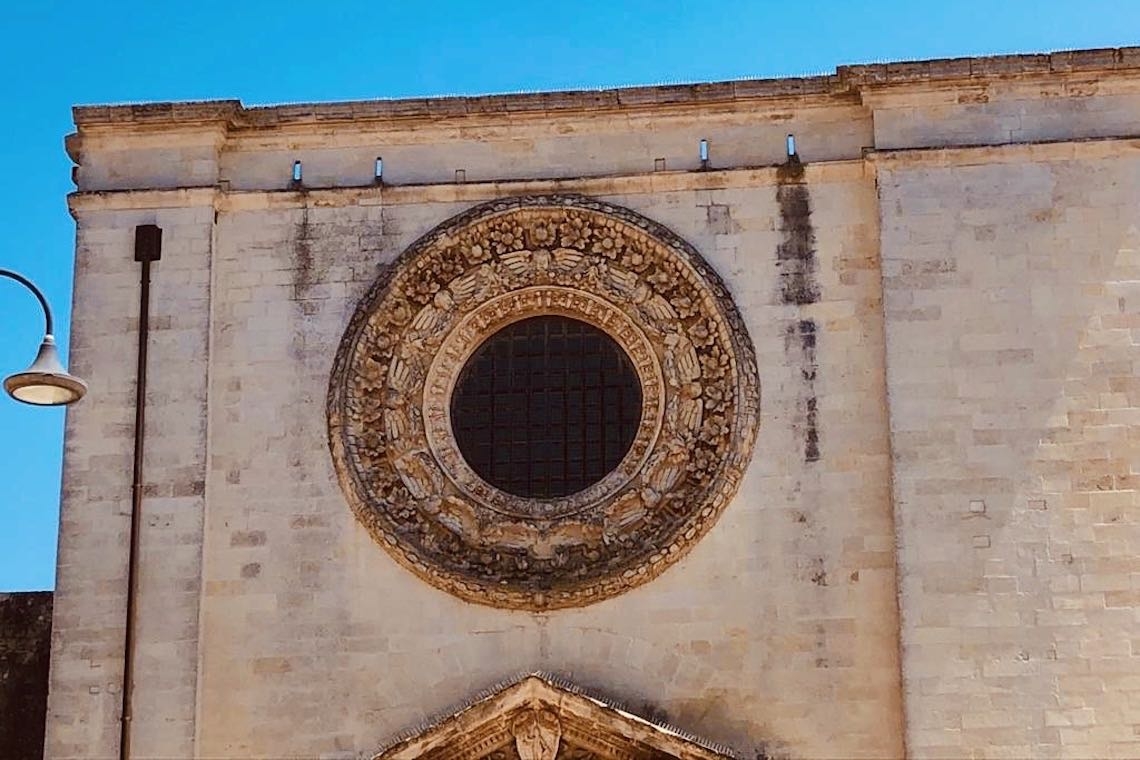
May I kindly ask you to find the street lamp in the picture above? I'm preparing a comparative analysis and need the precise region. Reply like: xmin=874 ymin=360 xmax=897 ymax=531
xmin=1 ymin=269 xmax=87 ymax=406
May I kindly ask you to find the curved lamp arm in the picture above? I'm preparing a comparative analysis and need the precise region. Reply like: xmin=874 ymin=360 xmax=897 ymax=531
xmin=1 ymin=268 xmax=85 ymax=406
xmin=0 ymin=268 xmax=54 ymax=336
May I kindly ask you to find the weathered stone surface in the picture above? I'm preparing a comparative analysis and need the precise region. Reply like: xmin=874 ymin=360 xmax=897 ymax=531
xmin=0 ymin=592 xmax=52 ymax=760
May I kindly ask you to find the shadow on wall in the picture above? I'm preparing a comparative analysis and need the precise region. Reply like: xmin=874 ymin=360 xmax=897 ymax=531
xmin=0 ymin=592 xmax=52 ymax=760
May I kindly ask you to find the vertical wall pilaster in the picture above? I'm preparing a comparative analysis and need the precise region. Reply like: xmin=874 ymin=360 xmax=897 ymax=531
xmin=46 ymin=200 xmax=215 ymax=759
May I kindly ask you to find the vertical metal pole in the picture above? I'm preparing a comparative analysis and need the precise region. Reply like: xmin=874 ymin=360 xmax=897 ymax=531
xmin=120 ymin=224 xmax=161 ymax=760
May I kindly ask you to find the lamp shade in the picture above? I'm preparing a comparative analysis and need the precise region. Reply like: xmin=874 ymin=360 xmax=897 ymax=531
xmin=3 ymin=336 xmax=87 ymax=406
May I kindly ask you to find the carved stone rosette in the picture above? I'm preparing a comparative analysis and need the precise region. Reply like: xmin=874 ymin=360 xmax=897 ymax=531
xmin=328 ymin=195 xmax=759 ymax=610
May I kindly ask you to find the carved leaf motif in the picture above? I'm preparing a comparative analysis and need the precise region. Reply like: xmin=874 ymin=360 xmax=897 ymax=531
xmin=499 ymin=250 xmax=534 ymax=280
xmin=392 ymin=449 xmax=442 ymax=500
xmin=551 ymin=247 xmax=585 ymax=273
xmin=383 ymin=403 xmax=410 ymax=442
xmin=387 ymin=355 xmax=420 ymax=393
xmin=630 ymin=281 xmax=678 ymax=323
xmin=408 ymin=289 xmax=456 ymax=343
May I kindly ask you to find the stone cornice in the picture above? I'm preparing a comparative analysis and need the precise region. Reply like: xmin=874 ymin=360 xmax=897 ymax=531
xmin=65 ymin=132 xmax=1140 ymax=215
xmin=72 ymin=47 xmax=1140 ymax=132
xmin=65 ymin=162 xmax=871 ymax=214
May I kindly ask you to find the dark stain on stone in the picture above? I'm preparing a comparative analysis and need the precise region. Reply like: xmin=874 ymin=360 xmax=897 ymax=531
xmin=785 ymin=319 xmax=820 ymax=463
xmin=804 ymin=397 xmax=819 ymax=462
xmin=637 ymin=701 xmax=670 ymax=726
xmin=799 ymin=557 xmax=828 ymax=588
xmin=776 ymin=152 xmax=805 ymax=183
xmin=754 ymin=740 xmax=792 ymax=760
xmin=294 ymin=202 xmax=315 ymax=299
xmin=286 ymin=201 xmax=326 ymax=494
xmin=776 ymin=155 xmax=820 ymax=306
xmin=230 ymin=530 xmax=266 ymax=547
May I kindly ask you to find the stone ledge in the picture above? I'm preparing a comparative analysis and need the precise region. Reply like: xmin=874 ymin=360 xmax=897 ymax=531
xmin=66 ymin=161 xmax=872 ymax=213
xmin=72 ymin=46 xmax=1140 ymax=129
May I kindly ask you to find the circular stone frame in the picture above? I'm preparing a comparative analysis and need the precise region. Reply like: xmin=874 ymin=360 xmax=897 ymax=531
xmin=328 ymin=195 xmax=760 ymax=610
xmin=425 ymin=287 xmax=664 ymax=520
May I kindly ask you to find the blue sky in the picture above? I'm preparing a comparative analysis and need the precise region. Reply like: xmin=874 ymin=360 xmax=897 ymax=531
xmin=1 ymin=1 xmax=1138 ymax=590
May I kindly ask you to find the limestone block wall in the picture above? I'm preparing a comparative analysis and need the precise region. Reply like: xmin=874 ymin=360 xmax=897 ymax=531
xmin=70 ymin=127 xmax=225 ymax=191
xmin=866 ymin=73 xmax=1140 ymax=149
xmin=215 ymin=103 xmax=871 ymax=190
xmin=46 ymin=203 xmax=213 ymax=758
xmin=879 ymin=141 xmax=1140 ymax=759
xmin=70 ymin=100 xmax=872 ymax=193
xmin=186 ymin=165 xmax=901 ymax=759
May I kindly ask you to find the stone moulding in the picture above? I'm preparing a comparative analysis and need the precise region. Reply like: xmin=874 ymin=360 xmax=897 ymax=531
xmin=373 ymin=673 xmax=737 ymax=759
xmin=72 ymin=47 xmax=1140 ymax=129
xmin=328 ymin=194 xmax=760 ymax=610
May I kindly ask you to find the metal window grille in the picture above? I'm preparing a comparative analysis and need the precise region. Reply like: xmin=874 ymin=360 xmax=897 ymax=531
xmin=451 ymin=315 xmax=643 ymax=499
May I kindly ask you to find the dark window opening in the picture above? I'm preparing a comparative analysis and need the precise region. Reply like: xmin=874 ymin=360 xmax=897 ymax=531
xmin=451 ymin=315 xmax=642 ymax=499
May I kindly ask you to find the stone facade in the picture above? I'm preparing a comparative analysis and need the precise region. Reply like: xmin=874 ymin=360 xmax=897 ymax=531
xmin=47 ymin=47 xmax=1140 ymax=759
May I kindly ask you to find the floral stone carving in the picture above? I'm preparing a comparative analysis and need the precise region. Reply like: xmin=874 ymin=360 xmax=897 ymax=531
xmin=328 ymin=195 xmax=759 ymax=610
